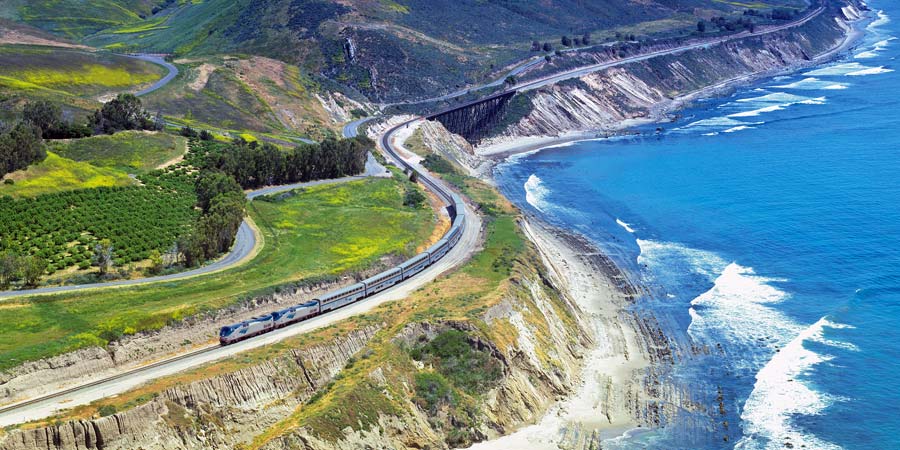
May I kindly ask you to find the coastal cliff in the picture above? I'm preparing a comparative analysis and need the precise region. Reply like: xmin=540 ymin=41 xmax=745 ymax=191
xmin=479 ymin=5 xmax=856 ymax=153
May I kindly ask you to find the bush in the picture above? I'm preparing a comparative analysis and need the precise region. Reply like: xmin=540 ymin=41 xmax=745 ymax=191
xmin=404 ymin=188 xmax=426 ymax=208
xmin=414 ymin=372 xmax=455 ymax=414
xmin=98 ymin=405 xmax=117 ymax=417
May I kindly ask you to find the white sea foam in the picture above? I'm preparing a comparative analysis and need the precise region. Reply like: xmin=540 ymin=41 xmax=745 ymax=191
xmin=868 ymin=10 xmax=891 ymax=30
xmin=773 ymin=77 xmax=849 ymax=90
xmin=846 ymin=66 xmax=894 ymax=76
xmin=735 ymin=317 xmax=852 ymax=450
xmin=616 ymin=218 xmax=635 ymax=233
xmin=804 ymin=62 xmax=891 ymax=77
xmin=724 ymin=125 xmax=754 ymax=133
xmin=736 ymin=92 xmax=815 ymax=104
xmin=728 ymin=96 xmax=825 ymax=117
xmin=684 ymin=116 xmax=748 ymax=128
xmin=524 ymin=174 xmax=551 ymax=212
xmin=637 ymin=241 xmax=852 ymax=449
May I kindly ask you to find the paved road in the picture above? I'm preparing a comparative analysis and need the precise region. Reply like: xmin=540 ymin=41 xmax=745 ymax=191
xmin=342 ymin=117 xmax=375 ymax=138
xmin=127 ymin=54 xmax=179 ymax=97
xmin=0 ymin=153 xmax=388 ymax=300
xmin=0 ymin=130 xmax=479 ymax=427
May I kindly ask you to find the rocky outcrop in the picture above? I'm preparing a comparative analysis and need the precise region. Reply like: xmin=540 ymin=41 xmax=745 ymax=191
xmin=0 ymin=327 xmax=380 ymax=450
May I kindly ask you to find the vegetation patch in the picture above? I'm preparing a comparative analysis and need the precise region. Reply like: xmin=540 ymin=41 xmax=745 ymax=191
xmin=0 ymin=152 xmax=134 ymax=197
xmin=0 ymin=46 xmax=165 ymax=97
xmin=49 ymin=131 xmax=187 ymax=174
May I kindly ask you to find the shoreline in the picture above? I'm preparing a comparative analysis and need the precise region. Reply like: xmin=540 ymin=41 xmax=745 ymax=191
xmin=470 ymin=8 xmax=874 ymax=448
xmin=467 ymin=217 xmax=652 ymax=450
xmin=476 ymin=10 xmax=871 ymax=162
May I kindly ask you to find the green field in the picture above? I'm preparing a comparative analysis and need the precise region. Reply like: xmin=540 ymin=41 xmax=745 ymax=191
xmin=0 ymin=45 xmax=165 ymax=98
xmin=48 ymin=131 xmax=188 ymax=174
xmin=0 ymin=177 xmax=434 ymax=370
xmin=0 ymin=152 xmax=134 ymax=197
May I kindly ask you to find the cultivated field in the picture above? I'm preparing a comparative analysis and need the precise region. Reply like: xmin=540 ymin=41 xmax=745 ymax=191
xmin=0 ymin=177 xmax=435 ymax=370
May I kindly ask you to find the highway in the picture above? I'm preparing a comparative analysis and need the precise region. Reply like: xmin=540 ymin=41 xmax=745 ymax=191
xmin=0 ymin=119 xmax=480 ymax=427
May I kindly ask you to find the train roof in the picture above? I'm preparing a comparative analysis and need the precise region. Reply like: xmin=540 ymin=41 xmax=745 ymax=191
xmin=425 ymin=238 xmax=449 ymax=254
xmin=319 ymin=282 xmax=366 ymax=300
xmin=399 ymin=252 xmax=429 ymax=268
xmin=362 ymin=267 xmax=401 ymax=284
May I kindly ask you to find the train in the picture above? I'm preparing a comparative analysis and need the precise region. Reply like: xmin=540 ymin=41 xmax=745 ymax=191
xmin=219 ymin=191 xmax=466 ymax=345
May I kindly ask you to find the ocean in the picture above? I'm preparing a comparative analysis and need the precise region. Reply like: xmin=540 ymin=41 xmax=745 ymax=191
xmin=494 ymin=4 xmax=899 ymax=449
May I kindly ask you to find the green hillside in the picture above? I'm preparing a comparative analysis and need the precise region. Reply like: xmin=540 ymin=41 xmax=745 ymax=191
xmin=3 ymin=0 xmax=812 ymax=102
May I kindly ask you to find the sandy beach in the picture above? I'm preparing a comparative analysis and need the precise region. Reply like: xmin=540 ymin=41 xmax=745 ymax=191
xmin=466 ymin=218 xmax=655 ymax=450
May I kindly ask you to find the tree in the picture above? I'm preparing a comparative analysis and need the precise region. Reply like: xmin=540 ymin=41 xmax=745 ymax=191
xmin=20 ymin=256 xmax=46 ymax=287
xmin=572 ymin=37 xmax=581 ymax=46
xmin=22 ymin=101 xmax=61 ymax=136
xmin=555 ymin=50 xmax=562 ymax=56
xmin=180 ymin=126 xmax=198 ymax=138
xmin=195 ymin=171 xmax=243 ymax=212
xmin=0 ymin=252 xmax=21 ymax=289
xmin=544 ymin=55 xmax=552 ymax=62
xmin=697 ymin=20 xmax=707 ymax=33
xmin=504 ymin=75 xmax=517 ymax=86
xmin=582 ymin=32 xmax=591 ymax=45
xmin=199 ymin=130 xmax=213 ymax=141
xmin=0 ymin=122 xmax=45 ymax=178
xmin=561 ymin=35 xmax=572 ymax=47
xmin=148 ymin=249 xmax=164 ymax=275
xmin=542 ymin=42 xmax=552 ymax=52
xmin=90 ymin=94 xmax=150 ymax=134
xmin=93 ymin=239 xmax=114 ymax=276
xmin=409 ymin=170 xmax=419 ymax=183
xmin=531 ymin=40 xmax=541 ymax=51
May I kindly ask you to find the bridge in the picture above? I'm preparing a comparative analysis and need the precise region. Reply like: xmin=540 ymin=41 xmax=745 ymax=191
xmin=426 ymin=90 xmax=517 ymax=144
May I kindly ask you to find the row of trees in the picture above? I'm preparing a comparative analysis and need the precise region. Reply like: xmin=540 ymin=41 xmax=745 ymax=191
xmin=177 ymin=171 xmax=246 ymax=267
xmin=530 ymin=32 xmax=592 ymax=52
xmin=202 ymin=135 xmax=372 ymax=189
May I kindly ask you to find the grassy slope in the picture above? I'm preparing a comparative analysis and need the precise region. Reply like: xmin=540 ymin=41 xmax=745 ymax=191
xmin=142 ymin=55 xmax=340 ymax=139
xmin=48 ymin=131 xmax=188 ymax=174
xmin=0 ymin=152 xmax=134 ymax=197
xmin=8 ymin=0 xmax=160 ymax=39
xmin=0 ymin=45 xmax=165 ymax=96
xmin=0 ymin=177 xmax=434 ymax=370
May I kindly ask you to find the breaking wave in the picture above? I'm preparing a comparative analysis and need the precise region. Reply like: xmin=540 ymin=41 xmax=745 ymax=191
xmin=524 ymin=174 xmax=551 ymax=213
xmin=773 ymin=77 xmax=849 ymax=90
xmin=636 ymin=241 xmax=850 ymax=450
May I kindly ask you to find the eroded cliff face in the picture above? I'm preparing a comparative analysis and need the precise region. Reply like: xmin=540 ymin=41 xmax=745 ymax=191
xmin=0 ymin=327 xmax=380 ymax=450
xmin=482 ymin=9 xmax=851 ymax=145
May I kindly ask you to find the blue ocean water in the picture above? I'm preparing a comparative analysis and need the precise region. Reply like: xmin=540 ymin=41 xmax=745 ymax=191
xmin=495 ymin=5 xmax=899 ymax=449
